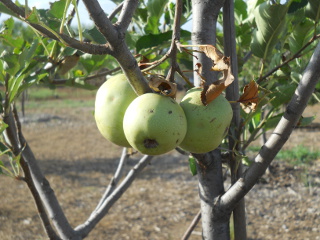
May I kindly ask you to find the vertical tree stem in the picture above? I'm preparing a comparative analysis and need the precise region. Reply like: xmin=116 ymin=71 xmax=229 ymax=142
xmin=191 ymin=0 xmax=231 ymax=239
xmin=223 ymin=0 xmax=247 ymax=239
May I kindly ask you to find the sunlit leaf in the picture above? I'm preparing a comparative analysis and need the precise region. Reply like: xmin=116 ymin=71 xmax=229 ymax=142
xmin=251 ymin=2 xmax=288 ymax=59
xmin=145 ymin=0 xmax=168 ymax=33
xmin=48 ymin=0 xmax=66 ymax=19
xmin=188 ymin=156 xmax=197 ymax=176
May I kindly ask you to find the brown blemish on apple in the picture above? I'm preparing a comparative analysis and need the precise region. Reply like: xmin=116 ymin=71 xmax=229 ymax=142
xmin=210 ymin=117 xmax=216 ymax=123
xmin=144 ymin=139 xmax=158 ymax=148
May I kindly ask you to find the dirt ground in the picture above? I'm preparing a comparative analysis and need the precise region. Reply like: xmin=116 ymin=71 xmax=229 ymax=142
xmin=0 ymin=89 xmax=319 ymax=240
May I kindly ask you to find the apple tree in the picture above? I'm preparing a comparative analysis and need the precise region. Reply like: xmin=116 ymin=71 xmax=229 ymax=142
xmin=0 ymin=0 xmax=320 ymax=239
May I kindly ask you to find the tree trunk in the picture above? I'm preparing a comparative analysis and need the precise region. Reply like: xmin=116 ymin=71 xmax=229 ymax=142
xmin=191 ymin=0 xmax=231 ymax=239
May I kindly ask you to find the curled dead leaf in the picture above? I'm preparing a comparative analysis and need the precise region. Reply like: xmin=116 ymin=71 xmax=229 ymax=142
xmin=148 ymin=75 xmax=177 ymax=98
xmin=238 ymin=80 xmax=259 ymax=113
xmin=58 ymin=53 xmax=80 ymax=75
xmin=200 ymin=67 xmax=234 ymax=105
xmin=137 ymin=55 xmax=150 ymax=70
xmin=199 ymin=45 xmax=230 ymax=71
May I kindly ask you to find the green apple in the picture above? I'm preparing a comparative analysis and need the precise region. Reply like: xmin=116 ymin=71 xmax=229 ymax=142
xmin=95 ymin=74 xmax=137 ymax=147
xmin=123 ymin=93 xmax=187 ymax=155
xmin=179 ymin=87 xmax=233 ymax=154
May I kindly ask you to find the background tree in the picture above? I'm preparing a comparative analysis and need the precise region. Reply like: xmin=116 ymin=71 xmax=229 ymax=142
xmin=0 ymin=0 xmax=319 ymax=239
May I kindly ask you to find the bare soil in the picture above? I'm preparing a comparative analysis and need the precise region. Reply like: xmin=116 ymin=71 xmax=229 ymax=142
xmin=0 ymin=89 xmax=319 ymax=240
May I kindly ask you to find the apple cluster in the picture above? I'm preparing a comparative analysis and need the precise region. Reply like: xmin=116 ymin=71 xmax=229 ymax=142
xmin=95 ymin=74 xmax=233 ymax=155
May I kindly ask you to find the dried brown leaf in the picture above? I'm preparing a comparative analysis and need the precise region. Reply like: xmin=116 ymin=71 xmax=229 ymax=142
xmin=58 ymin=54 xmax=80 ymax=75
xmin=238 ymin=80 xmax=259 ymax=113
xmin=199 ymin=45 xmax=229 ymax=71
xmin=148 ymin=75 xmax=177 ymax=97
xmin=137 ymin=55 xmax=150 ymax=70
xmin=200 ymin=67 xmax=234 ymax=105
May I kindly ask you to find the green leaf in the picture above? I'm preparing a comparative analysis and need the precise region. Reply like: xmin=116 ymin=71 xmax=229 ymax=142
xmin=0 ymin=121 xmax=8 ymax=134
xmin=48 ymin=0 xmax=66 ymax=19
xmin=288 ymin=19 xmax=314 ymax=53
xmin=270 ymin=84 xmax=296 ymax=108
xmin=251 ymin=2 xmax=288 ymax=59
xmin=264 ymin=113 xmax=282 ymax=130
xmin=8 ymin=74 xmax=25 ymax=103
xmin=136 ymin=30 xmax=191 ymax=53
xmin=25 ymin=7 xmax=41 ymax=24
xmin=83 ymin=27 xmax=107 ymax=44
xmin=0 ymin=18 xmax=25 ymax=49
xmin=1 ymin=53 xmax=20 ymax=76
xmin=298 ymin=116 xmax=315 ymax=127
xmin=80 ymin=54 xmax=111 ymax=73
xmin=147 ymin=0 xmax=168 ymax=21
xmin=144 ymin=0 xmax=169 ymax=34
xmin=305 ymin=0 xmax=320 ymax=21
xmin=288 ymin=0 xmax=308 ymax=14
xmin=188 ymin=156 xmax=197 ymax=176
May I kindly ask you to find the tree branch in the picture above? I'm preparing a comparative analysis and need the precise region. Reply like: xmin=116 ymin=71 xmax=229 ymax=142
xmin=0 ymin=0 xmax=111 ymax=55
xmin=93 ymin=148 xmax=129 ymax=212
xmin=10 ymin=107 xmax=61 ymax=240
xmin=82 ymin=0 xmax=119 ymax=44
xmin=258 ymin=34 xmax=320 ymax=84
xmin=181 ymin=210 xmax=201 ymax=240
xmin=223 ymin=0 xmax=246 ymax=239
xmin=3 ymin=108 xmax=78 ymax=240
xmin=191 ymin=0 xmax=225 ymax=85
xmin=108 ymin=2 xmax=124 ymax=20
xmin=74 ymin=155 xmax=153 ymax=238
xmin=117 ymin=0 xmax=139 ymax=33
xmin=82 ymin=0 xmax=150 ymax=95
xmin=220 ymin=41 xmax=320 ymax=210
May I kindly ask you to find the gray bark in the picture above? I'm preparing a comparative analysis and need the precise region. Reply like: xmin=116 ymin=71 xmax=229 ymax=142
xmin=220 ymin=41 xmax=320 ymax=209
xmin=223 ymin=0 xmax=247 ymax=239
xmin=192 ymin=0 xmax=226 ymax=85
xmin=191 ymin=0 xmax=231 ymax=239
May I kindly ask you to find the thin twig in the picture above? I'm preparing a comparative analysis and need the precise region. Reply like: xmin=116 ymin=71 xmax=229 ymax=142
xmin=93 ymin=148 xmax=129 ymax=212
xmin=257 ymin=34 xmax=320 ymax=84
xmin=0 ymin=0 xmax=111 ymax=55
xmin=4 ymin=107 xmax=63 ymax=240
xmin=220 ymin=41 xmax=320 ymax=211
xmin=75 ymin=154 xmax=153 ymax=238
xmin=51 ymin=67 xmax=121 ymax=85
xmin=181 ymin=210 xmax=201 ymax=240
xmin=108 ymin=2 xmax=124 ymax=20
xmin=66 ymin=0 xmax=79 ymax=26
